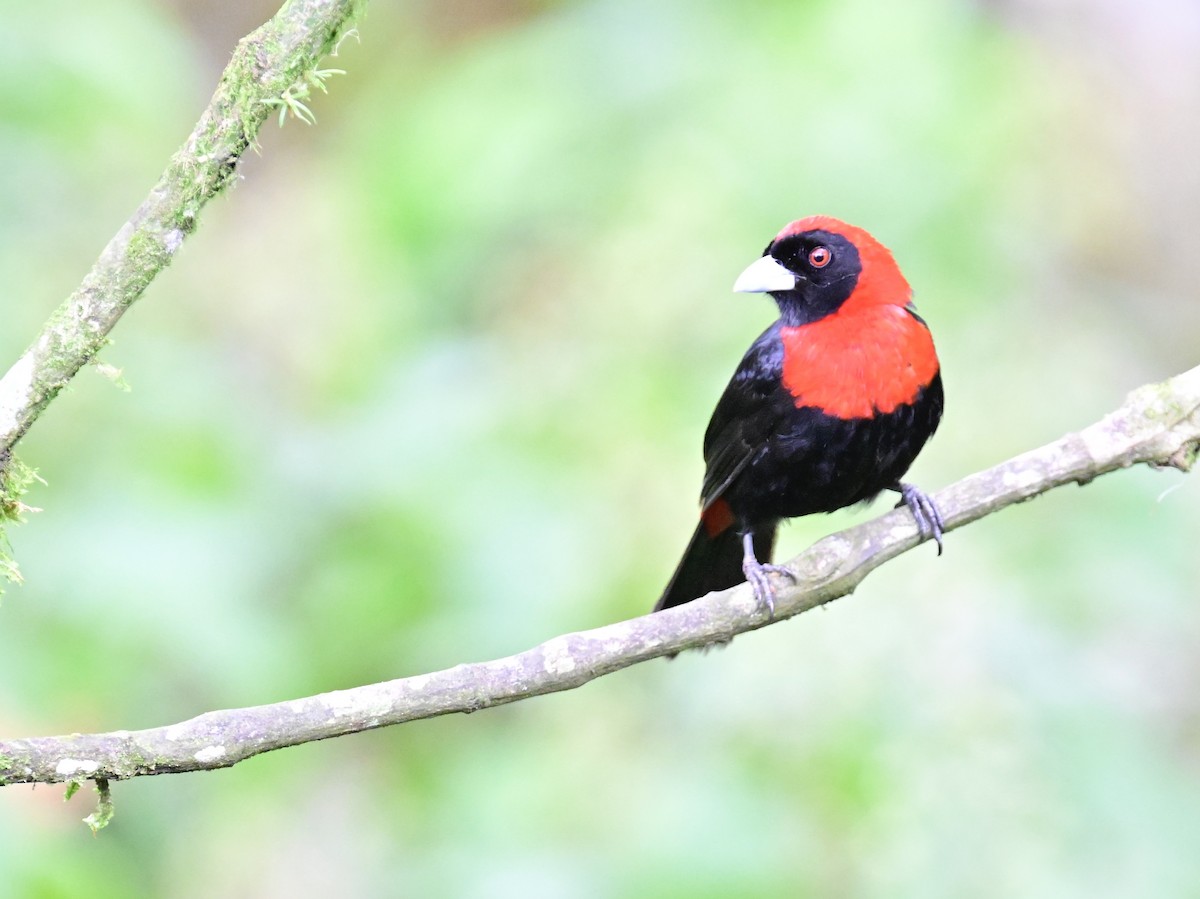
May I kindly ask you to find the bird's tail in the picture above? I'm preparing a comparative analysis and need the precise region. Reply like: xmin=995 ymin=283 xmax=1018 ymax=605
xmin=654 ymin=521 xmax=777 ymax=612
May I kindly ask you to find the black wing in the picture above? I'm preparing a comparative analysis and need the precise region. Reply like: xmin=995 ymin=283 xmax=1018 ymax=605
xmin=699 ymin=322 xmax=787 ymax=509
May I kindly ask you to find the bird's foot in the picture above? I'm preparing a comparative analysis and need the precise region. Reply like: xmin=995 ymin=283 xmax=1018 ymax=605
xmin=894 ymin=482 xmax=945 ymax=555
xmin=741 ymin=531 xmax=795 ymax=617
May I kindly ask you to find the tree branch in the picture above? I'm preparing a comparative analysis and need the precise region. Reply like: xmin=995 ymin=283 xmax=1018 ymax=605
xmin=0 ymin=0 xmax=362 ymax=461
xmin=2 ymin=364 xmax=1197 ymax=788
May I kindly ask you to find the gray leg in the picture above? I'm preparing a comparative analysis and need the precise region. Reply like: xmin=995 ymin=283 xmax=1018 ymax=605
xmin=893 ymin=482 xmax=945 ymax=555
xmin=741 ymin=531 xmax=796 ymax=617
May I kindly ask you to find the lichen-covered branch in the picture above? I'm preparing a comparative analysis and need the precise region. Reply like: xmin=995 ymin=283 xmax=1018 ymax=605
xmin=2 ymin=364 xmax=1197 ymax=789
xmin=0 ymin=0 xmax=364 ymax=529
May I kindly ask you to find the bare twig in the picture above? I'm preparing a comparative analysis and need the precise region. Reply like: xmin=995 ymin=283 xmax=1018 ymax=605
xmin=0 ymin=0 xmax=363 ymax=510
xmin=2 ymin=364 xmax=1197 ymax=788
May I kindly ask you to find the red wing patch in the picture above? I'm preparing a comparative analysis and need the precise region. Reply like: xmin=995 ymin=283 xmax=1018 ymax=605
xmin=780 ymin=306 xmax=939 ymax=419
xmin=700 ymin=497 xmax=735 ymax=538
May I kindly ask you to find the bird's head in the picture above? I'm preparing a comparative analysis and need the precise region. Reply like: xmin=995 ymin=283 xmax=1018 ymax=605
xmin=733 ymin=216 xmax=912 ymax=325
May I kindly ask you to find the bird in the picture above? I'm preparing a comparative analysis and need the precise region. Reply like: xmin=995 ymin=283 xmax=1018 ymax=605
xmin=654 ymin=216 xmax=944 ymax=615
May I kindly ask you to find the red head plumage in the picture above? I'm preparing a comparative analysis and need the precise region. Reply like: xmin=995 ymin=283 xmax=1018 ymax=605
xmin=774 ymin=215 xmax=912 ymax=312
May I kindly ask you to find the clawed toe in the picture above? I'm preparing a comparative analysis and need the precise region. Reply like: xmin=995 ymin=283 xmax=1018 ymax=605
xmin=738 ymin=532 xmax=797 ymax=618
xmin=742 ymin=563 xmax=778 ymax=617
xmin=895 ymin=482 xmax=945 ymax=555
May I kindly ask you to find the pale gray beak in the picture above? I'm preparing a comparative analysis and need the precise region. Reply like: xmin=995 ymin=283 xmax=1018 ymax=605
xmin=732 ymin=255 xmax=796 ymax=293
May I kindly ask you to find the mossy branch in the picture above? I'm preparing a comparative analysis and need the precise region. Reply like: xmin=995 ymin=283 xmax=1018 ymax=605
xmin=2 ymin=364 xmax=1197 ymax=792
xmin=0 ymin=0 xmax=365 ymax=573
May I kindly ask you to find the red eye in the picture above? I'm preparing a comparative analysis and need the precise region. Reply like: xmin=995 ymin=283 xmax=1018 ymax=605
xmin=808 ymin=246 xmax=832 ymax=268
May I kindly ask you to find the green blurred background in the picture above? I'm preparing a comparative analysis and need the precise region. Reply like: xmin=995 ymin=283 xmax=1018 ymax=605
xmin=2 ymin=0 xmax=1198 ymax=895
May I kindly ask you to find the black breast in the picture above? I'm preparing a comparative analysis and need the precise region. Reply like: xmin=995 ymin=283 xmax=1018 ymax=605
xmin=722 ymin=371 xmax=944 ymax=529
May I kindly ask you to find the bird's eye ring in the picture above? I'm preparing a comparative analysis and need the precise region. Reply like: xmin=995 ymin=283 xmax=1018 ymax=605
xmin=808 ymin=246 xmax=832 ymax=268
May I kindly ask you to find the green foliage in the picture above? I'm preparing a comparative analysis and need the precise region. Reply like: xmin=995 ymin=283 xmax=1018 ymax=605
xmin=0 ymin=454 xmax=45 ymax=587
xmin=93 ymin=360 xmax=131 ymax=392
xmin=262 ymin=67 xmax=346 ymax=126
xmin=83 ymin=780 xmax=115 ymax=833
